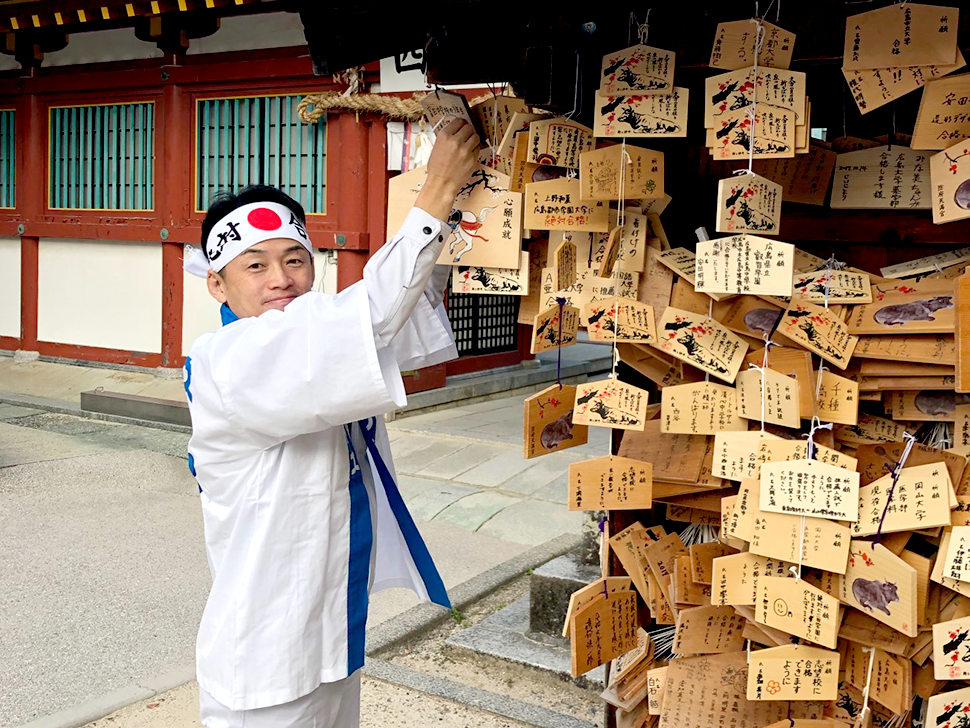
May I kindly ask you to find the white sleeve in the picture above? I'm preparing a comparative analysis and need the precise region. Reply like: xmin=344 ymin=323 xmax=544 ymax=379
xmin=203 ymin=286 xmax=406 ymax=447
xmin=364 ymin=207 xmax=459 ymax=370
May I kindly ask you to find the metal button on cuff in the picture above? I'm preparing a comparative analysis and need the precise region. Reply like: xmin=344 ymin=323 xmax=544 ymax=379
xmin=422 ymin=226 xmax=433 ymax=235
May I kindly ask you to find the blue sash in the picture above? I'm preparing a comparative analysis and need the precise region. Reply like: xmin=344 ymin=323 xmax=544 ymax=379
xmin=353 ymin=417 xmax=451 ymax=610
xmin=343 ymin=424 xmax=372 ymax=675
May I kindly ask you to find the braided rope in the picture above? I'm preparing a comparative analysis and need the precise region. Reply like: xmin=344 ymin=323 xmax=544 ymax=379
xmin=297 ymin=92 xmax=429 ymax=123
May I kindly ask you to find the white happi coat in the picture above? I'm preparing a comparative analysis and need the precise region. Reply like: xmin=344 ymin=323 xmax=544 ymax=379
xmin=184 ymin=208 xmax=457 ymax=711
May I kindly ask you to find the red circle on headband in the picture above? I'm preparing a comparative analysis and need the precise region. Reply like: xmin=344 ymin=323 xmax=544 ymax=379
xmin=247 ymin=207 xmax=282 ymax=231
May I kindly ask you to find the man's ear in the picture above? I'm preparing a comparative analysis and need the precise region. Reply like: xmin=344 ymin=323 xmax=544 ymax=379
xmin=206 ymin=270 xmax=228 ymax=303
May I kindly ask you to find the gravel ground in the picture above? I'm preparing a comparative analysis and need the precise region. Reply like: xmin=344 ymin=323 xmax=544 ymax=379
xmin=378 ymin=576 xmax=602 ymax=724
xmin=81 ymin=677 xmax=536 ymax=728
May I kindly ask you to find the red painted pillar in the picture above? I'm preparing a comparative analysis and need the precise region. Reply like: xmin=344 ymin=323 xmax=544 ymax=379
xmin=161 ymin=242 xmax=184 ymax=367
xmin=336 ymin=113 xmax=370 ymax=291
xmin=157 ymin=81 xmax=190 ymax=366
xmin=18 ymin=91 xmax=44 ymax=352
xmin=20 ymin=236 xmax=38 ymax=350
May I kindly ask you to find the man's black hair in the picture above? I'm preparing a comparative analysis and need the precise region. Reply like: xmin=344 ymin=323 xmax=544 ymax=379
xmin=200 ymin=185 xmax=307 ymax=261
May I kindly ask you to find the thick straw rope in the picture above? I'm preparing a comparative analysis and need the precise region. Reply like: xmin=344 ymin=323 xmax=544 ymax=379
xmin=298 ymin=92 xmax=428 ymax=123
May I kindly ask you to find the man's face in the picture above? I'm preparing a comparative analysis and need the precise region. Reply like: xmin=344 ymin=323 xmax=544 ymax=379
xmin=206 ymin=238 xmax=315 ymax=318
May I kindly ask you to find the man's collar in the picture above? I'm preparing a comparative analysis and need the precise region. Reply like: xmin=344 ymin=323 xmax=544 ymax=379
xmin=220 ymin=303 xmax=239 ymax=326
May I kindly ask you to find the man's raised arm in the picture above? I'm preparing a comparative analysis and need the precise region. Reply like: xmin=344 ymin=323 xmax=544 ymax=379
xmin=365 ymin=119 xmax=479 ymax=347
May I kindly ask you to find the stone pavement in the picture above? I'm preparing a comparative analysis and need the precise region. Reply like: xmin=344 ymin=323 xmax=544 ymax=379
xmin=386 ymin=391 xmax=608 ymax=545
xmin=0 ymin=379 xmax=599 ymax=728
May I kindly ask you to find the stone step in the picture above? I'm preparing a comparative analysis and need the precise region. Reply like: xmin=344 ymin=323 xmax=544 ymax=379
xmin=529 ymin=551 xmax=600 ymax=637
xmin=445 ymin=596 xmax=606 ymax=691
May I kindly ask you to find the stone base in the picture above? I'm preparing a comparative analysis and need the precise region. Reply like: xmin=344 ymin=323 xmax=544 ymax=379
xmin=13 ymin=350 xmax=40 ymax=363
xmin=529 ymin=551 xmax=600 ymax=636
xmin=445 ymin=596 xmax=605 ymax=690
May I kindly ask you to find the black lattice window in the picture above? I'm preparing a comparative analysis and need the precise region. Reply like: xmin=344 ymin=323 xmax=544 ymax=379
xmin=447 ymin=293 xmax=519 ymax=356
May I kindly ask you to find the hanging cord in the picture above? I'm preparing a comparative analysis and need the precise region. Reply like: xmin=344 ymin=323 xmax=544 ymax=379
xmin=607 ymin=141 xmax=632 ymax=458
xmin=705 ymin=299 xmax=714 ymax=383
xmin=599 ymin=516 xmax=610 ymax=597
xmin=745 ymin=18 xmax=767 ymax=174
xmin=610 ymin=140 xmax=632 ymax=384
xmin=858 ymin=646 xmax=876 ymax=728
xmin=748 ymin=334 xmax=777 ymax=433
xmin=873 ymin=432 xmax=917 ymax=547
xmin=629 ymin=10 xmax=651 ymax=46
xmin=556 ymin=296 xmax=566 ymax=390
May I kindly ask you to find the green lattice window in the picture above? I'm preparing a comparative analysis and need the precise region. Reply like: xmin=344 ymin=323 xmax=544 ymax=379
xmin=196 ymin=95 xmax=326 ymax=214
xmin=49 ymin=102 xmax=155 ymax=210
xmin=0 ymin=109 xmax=13 ymax=208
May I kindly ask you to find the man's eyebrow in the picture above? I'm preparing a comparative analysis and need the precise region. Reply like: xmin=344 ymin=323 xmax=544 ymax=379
xmin=239 ymin=248 xmax=265 ymax=256
xmin=284 ymin=245 xmax=307 ymax=254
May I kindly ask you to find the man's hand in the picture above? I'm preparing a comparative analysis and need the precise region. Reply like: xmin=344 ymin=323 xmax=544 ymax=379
xmin=414 ymin=119 xmax=481 ymax=222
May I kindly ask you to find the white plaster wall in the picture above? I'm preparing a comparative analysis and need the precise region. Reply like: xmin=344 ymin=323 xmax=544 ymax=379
xmin=43 ymin=28 xmax=162 ymax=67
xmin=181 ymin=269 xmax=222 ymax=356
xmin=181 ymin=247 xmax=339 ymax=356
xmin=188 ymin=12 xmax=307 ymax=55
xmin=0 ymin=237 xmax=21 ymax=338
xmin=38 ymin=240 xmax=161 ymax=352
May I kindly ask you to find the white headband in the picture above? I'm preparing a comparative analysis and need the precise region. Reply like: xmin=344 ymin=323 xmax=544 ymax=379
xmin=183 ymin=201 xmax=313 ymax=278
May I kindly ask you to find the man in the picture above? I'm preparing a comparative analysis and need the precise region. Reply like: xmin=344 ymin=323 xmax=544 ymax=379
xmin=182 ymin=119 xmax=480 ymax=728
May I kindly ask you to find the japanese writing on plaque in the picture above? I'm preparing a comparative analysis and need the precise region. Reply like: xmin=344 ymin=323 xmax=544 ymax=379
xmin=696 ymin=235 xmax=794 ymax=296
xmin=760 ymin=459 xmax=860 ymax=520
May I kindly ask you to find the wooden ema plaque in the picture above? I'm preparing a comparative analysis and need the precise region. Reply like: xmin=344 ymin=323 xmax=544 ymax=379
xmin=531 ymin=303 xmax=579 ymax=354
xmin=751 ymin=510 xmax=850 ymax=574
xmin=735 ymin=366 xmax=801 ymax=429
xmin=710 ymin=19 xmax=795 ymax=71
xmin=523 ymin=177 xmax=610 ymax=232
xmin=843 ymin=55 xmax=966 ymax=116
xmin=523 ymin=383 xmax=588 ymax=459
xmin=711 ymin=551 xmax=796 ymax=607
xmin=756 ymin=576 xmax=840 ymax=649
xmin=830 ymin=146 xmax=932 ymax=210
xmin=387 ymin=164 xmax=522 ymax=268
xmin=843 ymin=3 xmax=959 ymax=70
xmin=579 ymin=145 xmax=664 ymax=201
xmin=655 ymin=306 xmax=749 ymax=383
xmin=568 ymin=455 xmax=652 ymax=511
xmin=704 ymin=67 xmax=807 ymax=129
xmin=841 ymin=540 xmax=918 ymax=638
xmin=672 ymin=604 xmax=745 ymax=655
xmin=915 ymin=75 xmax=970 ymax=151
xmin=420 ymin=89 xmax=475 ymax=129
xmin=752 ymin=146 xmax=838 ymax=207
xmin=815 ymin=369 xmax=860 ymax=426
xmin=777 ymin=300 xmax=858 ymax=370
xmin=600 ymin=43 xmax=675 ymax=95
xmin=715 ymin=173 xmax=782 ymax=235
xmin=569 ymin=588 xmax=639 ymax=677
xmin=927 ymin=686 xmax=970 ymax=728
xmin=959 ymin=270 xmax=970 ymax=393
xmin=846 ymin=291 xmax=955 ymax=335
xmin=760 ymin=458 xmax=861 ymax=521
xmin=562 ymin=577 xmax=633 ymax=638
xmin=573 ymin=379 xmax=649 ymax=431
xmin=452 ymin=251 xmax=529 ymax=296
xmin=933 ymin=615 xmax=970 ymax=680
xmin=553 ymin=240 xmax=577 ymax=291
xmin=660 ymin=381 xmax=745 ymax=435
xmin=658 ymin=652 xmax=825 ymax=728
xmin=594 ymin=88 xmax=689 ymax=139
xmin=583 ymin=300 xmax=657 ymax=344
xmin=747 ymin=644 xmax=839 ymax=701
xmin=793 ymin=269 xmax=873 ymax=304
xmin=695 ymin=235 xmax=794 ymax=296
xmin=931 ymin=138 xmax=970 ymax=225
xmin=527 ymin=117 xmax=593 ymax=168
xmin=711 ymin=107 xmax=796 ymax=160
